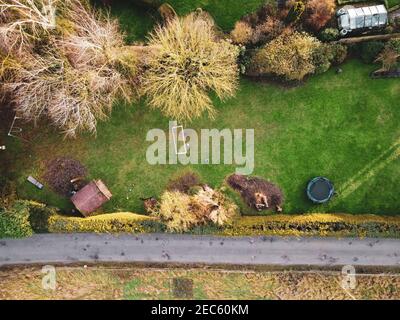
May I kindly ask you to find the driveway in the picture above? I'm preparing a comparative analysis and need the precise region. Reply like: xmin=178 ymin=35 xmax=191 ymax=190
xmin=1 ymin=234 xmax=400 ymax=267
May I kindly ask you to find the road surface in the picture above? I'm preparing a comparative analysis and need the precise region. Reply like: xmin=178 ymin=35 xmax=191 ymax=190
xmin=1 ymin=234 xmax=400 ymax=267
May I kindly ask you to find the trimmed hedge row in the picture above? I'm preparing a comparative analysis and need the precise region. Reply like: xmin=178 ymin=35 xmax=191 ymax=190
xmin=221 ymin=213 xmax=400 ymax=237
xmin=2 ymin=200 xmax=400 ymax=238
xmin=48 ymin=212 xmax=160 ymax=233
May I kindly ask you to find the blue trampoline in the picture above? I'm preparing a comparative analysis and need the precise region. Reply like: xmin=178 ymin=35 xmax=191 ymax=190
xmin=307 ymin=177 xmax=334 ymax=204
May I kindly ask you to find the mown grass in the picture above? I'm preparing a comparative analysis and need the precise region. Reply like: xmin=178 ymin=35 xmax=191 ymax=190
xmin=1 ymin=1 xmax=400 ymax=216
xmin=165 ymin=0 xmax=269 ymax=30
xmin=4 ymin=59 xmax=400 ymax=216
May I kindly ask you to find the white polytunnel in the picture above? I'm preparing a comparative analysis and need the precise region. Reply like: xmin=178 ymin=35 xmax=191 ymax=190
xmin=337 ymin=4 xmax=388 ymax=36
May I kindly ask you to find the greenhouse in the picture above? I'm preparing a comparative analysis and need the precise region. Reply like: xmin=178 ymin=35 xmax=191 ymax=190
xmin=337 ymin=5 xmax=388 ymax=36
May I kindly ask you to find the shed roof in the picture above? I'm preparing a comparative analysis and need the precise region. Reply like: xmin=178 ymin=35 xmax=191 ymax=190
xmin=71 ymin=180 xmax=112 ymax=216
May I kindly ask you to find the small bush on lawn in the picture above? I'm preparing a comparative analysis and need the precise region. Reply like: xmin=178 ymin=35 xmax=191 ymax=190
xmin=359 ymin=41 xmax=385 ymax=64
xmin=167 ymin=171 xmax=201 ymax=194
xmin=0 ymin=201 xmax=33 ymax=238
xmin=48 ymin=212 xmax=158 ymax=233
xmin=227 ymin=174 xmax=284 ymax=212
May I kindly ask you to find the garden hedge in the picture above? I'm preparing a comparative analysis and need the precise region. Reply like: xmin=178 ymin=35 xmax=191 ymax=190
xmin=48 ymin=212 xmax=160 ymax=233
xmin=221 ymin=213 xmax=400 ymax=238
xmin=2 ymin=200 xmax=400 ymax=238
xmin=0 ymin=201 xmax=33 ymax=238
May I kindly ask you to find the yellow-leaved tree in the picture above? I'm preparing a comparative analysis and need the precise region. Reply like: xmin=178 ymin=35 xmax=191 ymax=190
xmin=142 ymin=11 xmax=240 ymax=121
xmin=250 ymin=31 xmax=321 ymax=81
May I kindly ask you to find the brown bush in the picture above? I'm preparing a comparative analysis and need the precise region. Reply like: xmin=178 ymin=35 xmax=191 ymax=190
xmin=227 ymin=174 xmax=284 ymax=212
xmin=230 ymin=21 xmax=253 ymax=45
xmin=251 ymin=17 xmax=285 ymax=44
xmin=242 ymin=2 xmax=279 ymax=27
xmin=305 ymin=0 xmax=336 ymax=31
xmin=43 ymin=157 xmax=87 ymax=196
xmin=167 ymin=171 xmax=201 ymax=194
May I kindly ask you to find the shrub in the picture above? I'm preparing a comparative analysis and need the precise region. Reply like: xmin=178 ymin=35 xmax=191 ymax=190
xmin=43 ymin=157 xmax=87 ymax=196
xmin=154 ymin=191 xmax=197 ymax=233
xmin=330 ymin=43 xmax=348 ymax=65
xmin=230 ymin=21 xmax=253 ymax=45
xmin=0 ymin=201 xmax=33 ymax=238
xmin=0 ymin=179 xmax=17 ymax=209
xmin=48 ymin=212 xmax=158 ymax=233
xmin=375 ymin=46 xmax=399 ymax=71
xmin=192 ymin=186 xmax=238 ymax=226
xmin=0 ymin=0 xmax=56 ymax=55
xmin=221 ymin=213 xmax=400 ymax=238
xmin=249 ymin=31 xmax=320 ymax=81
xmin=251 ymin=17 xmax=285 ymax=44
xmin=241 ymin=2 xmax=279 ymax=27
xmin=142 ymin=12 xmax=239 ymax=121
xmin=285 ymin=1 xmax=305 ymax=24
xmin=304 ymin=0 xmax=336 ymax=31
xmin=26 ymin=201 xmax=58 ymax=233
xmin=387 ymin=38 xmax=400 ymax=55
xmin=312 ymin=43 xmax=334 ymax=74
xmin=233 ymin=2 xmax=285 ymax=46
xmin=153 ymin=186 xmax=238 ymax=232
xmin=391 ymin=16 xmax=400 ymax=32
xmin=319 ymin=28 xmax=339 ymax=42
xmin=359 ymin=41 xmax=385 ymax=64
xmin=227 ymin=174 xmax=284 ymax=212
xmin=167 ymin=171 xmax=201 ymax=194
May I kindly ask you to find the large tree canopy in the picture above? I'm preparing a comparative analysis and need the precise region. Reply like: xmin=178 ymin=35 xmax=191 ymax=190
xmin=142 ymin=11 xmax=240 ymax=121
xmin=0 ymin=0 xmax=139 ymax=137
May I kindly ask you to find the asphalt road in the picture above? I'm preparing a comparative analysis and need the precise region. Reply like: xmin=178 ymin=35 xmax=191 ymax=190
xmin=1 ymin=234 xmax=400 ymax=267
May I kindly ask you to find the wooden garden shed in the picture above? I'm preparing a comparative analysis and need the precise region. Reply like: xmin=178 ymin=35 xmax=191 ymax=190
xmin=71 ymin=179 xmax=112 ymax=217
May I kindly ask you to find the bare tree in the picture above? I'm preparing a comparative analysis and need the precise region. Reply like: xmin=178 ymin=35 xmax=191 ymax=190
xmin=0 ymin=0 xmax=57 ymax=54
xmin=1 ymin=0 xmax=140 ymax=137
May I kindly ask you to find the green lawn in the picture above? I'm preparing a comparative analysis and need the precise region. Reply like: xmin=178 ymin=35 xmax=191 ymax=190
xmin=165 ymin=0 xmax=268 ymax=30
xmin=3 ymin=60 xmax=400 ymax=215
xmin=104 ymin=0 xmax=269 ymax=35
xmin=1 ymin=1 xmax=400 ymax=216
